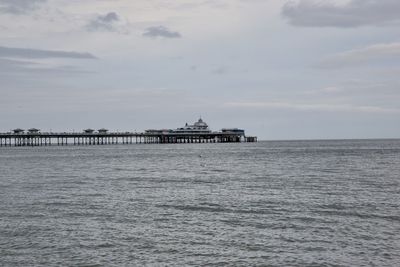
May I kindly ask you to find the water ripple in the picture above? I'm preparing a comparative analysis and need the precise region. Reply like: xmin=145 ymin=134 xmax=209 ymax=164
xmin=1 ymin=140 xmax=399 ymax=266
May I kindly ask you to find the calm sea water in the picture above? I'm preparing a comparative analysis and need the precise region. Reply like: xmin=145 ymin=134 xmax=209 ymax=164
xmin=0 ymin=140 xmax=399 ymax=266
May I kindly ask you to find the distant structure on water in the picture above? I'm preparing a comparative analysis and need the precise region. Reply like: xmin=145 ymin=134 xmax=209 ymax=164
xmin=0 ymin=118 xmax=257 ymax=147
xmin=145 ymin=118 xmax=212 ymax=134
xmin=177 ymin=118 xmax=212 ymax=134
xmin=147 ymin=118 xmax=246 ymax=136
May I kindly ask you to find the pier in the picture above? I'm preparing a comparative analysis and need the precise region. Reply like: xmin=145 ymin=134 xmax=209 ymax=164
xmin=0 ymin=119 xmax=257 ymax=147
xmin=0 ymin=131 xmax=257 ymax=147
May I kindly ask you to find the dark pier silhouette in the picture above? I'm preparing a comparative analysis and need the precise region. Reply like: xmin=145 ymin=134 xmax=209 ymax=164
xmin=0 ymin=131 xmax=257 ymax=147
xmin=0 ymin=119 xmax=257 ymax=147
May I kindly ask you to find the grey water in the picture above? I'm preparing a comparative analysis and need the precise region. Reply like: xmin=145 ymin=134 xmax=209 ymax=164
xmin=0 ymin=140 xmax=399 ymax=266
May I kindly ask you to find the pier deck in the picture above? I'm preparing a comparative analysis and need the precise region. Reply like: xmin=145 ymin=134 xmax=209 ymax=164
xmin=0 ymin=132 xmax=257 ymax=147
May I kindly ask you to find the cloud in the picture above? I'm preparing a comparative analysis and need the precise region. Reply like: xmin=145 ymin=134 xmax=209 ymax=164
xmin=142 ymin=26 xmax=182 ymax=38
xmin=0 ymin=58 xmax=38 ymax=72
xmin=86 ymin=12 xmax=120 ymax=32
xmin=305 ymin=81 xmax=400 ymax=98
xmin=282 ymin=0 xmax=400 ymax=28
xmin=0 ymin=46 xmax=96 ymax=59
xmin=0 ymin=46 xmax=96 ymax=75
xmin=0 ymin=0 xmax=46 ymax=14
xmin=317 ymin=42 xmax=400 ymax=69
xmin=211 ymin=66 xmax=228 ymax=75
xmin=0 ymin=58 xmax=94 ymax=75
xmin=224 ymin=101 xmax=400 ymax=114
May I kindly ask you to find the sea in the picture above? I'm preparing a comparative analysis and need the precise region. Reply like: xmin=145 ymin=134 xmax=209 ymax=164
xmin=0 ymin=139 xmax=399 ymax=266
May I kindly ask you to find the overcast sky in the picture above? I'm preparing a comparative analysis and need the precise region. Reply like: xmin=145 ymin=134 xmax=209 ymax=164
xmin=0 ymin=0 xmax=399 ymax=139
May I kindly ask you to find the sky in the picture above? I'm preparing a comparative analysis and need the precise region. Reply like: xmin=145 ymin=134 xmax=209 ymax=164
xmin=0 ymin=0 xmax=399 ymax=140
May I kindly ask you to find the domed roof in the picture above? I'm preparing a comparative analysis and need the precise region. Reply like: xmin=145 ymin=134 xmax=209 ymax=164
xmin=194 ymin=118 xmax=208 ymax=127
